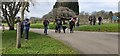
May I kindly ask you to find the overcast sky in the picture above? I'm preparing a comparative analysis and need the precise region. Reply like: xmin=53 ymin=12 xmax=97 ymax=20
xmin=20 ymin=0 xmax=119 ymax=18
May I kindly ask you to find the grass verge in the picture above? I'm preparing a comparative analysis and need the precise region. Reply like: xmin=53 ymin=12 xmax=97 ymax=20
xmin=31 ymin=23 xmax=119 ymax=32
xmin=74 ymin=23 xmax=119 ymax=32
xmin=2 ymin=30 xmax=78 ymax=54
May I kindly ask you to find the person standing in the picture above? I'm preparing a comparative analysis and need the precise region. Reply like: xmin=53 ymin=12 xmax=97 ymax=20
xmin=21 ymin=20 xmax=25 ymax=38
xmin=43 ymin=19 xmax=49 ymax=35
xmin=55 ymin=18 xmax=59 ymax=33
xmin=62 ymin=20 xmax=67 ymax=33
xmin=24 ymin=18 xmax=30 ymax=41
xmin=56 ymin=19 xmax=62 ymax=33
xmin=92 ymin=16 xmax=96 ymax=25
xmin=69 ymin=20 xmax=75 ymax=33
xmin=89 ymin=16 xmax=92 ymax=25
xmin=76 ymin=17 xmax=80 ymax=27
xmin=72 ymin=17 xmax=76 ymax=28
xmin=98 ymin=16 xmax=102 ymax=25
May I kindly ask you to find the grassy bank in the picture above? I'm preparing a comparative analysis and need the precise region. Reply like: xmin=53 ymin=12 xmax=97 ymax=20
xmin=31 ymin=23 xmax=119 ymax=32
xmin=74 ymin=23 xmax=119 ymax=32
xmin=30 ymin=23 xmax=55 ymax=29
xmin=2 ymin=30 xmax=78 ymax=54
xmin=3 ymin=23 xmax=119 ymax=32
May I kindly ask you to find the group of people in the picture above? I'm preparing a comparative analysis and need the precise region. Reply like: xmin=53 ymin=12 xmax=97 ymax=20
xmin=89 ymin=16 xmax=102 ymax=25
xmin=1 ymin=17 xmax=30 ymax=41
xmin=1 ymin=15 xmax=103 ymax=41
xmin=43 ymin=16 xmax=80 ymax=35
xmin=19 ymin=17 xmax=30 ymax=41
xmin=43 ymin=15 xmax=103 ymax=35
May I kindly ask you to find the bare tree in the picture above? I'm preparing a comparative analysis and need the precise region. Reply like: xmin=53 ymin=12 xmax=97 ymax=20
xmin=1 ymin=0 xmax=32 ymax=30
xmin=21 ymin=1 xmax=29 ymax=21
xmin=16 ymin=0 xmax=35 ymax=48
xmin=1 ymin=2 xmax=22 ymax=30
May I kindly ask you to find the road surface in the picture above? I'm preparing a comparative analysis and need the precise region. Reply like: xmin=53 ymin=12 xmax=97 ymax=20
xmin=28 ymin=28 xmax=118 ymax=54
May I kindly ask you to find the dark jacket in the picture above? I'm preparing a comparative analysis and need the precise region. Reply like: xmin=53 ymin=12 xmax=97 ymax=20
xmin=43 ymin=20 xmax=49 ymax=27
xmin=69 ymin=21 xmax=75 ymax=26
xmin=98 ymin=17 xmax=102 ymax=22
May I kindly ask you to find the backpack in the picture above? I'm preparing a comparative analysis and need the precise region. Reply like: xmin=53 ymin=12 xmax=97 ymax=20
xmin=57 ymin=20 xmax=61 ymax=25
xmin=44 ymin=20 xmax=49 ymax=26
xmin=70 ymin=21 xmax=75 ymax=26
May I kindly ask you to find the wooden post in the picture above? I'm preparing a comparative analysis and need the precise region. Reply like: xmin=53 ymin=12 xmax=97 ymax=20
xmin=0 ymin=18 xmax=2 ymax=54
xmin=16 ymin=22 xmax=21 ymax=48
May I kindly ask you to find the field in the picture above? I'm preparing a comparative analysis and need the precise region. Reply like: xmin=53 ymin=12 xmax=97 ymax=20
xmin=3 ymin=22 xmax=119 ymax=32
xmin=74 ymin=23 xmax=119 ymax=32
xmin=30 ymin=23 xmax=55 ymax=29
xmin=2 ymin=30 xmax=78 ymax=54
xmin=30 ymin=23 xmax=119 ymax=32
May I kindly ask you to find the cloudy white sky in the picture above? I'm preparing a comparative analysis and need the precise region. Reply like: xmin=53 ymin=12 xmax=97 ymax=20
xmin=22 ymin=0 xmax=119 ymax=18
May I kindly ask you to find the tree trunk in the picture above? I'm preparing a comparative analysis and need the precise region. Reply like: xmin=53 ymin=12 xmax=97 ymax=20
xmin=9 ymin=21 xmax=15 ymax=30
xmin=9 ymin=26 xmax=14 ymax=30
xmin=16 ymin=1 xmax=27 ymax=48
xmin=21 ymin=10 xmax=24 ymax=20
xmin=16 ymin=22 xmax=21 ymax=48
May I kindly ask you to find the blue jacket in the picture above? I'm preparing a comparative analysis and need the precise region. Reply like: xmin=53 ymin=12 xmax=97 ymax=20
xmin=24 ymin=21 xmax=30 ymax=30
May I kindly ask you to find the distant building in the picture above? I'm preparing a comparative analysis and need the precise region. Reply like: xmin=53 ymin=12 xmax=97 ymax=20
xmin=112 ymin=16 xmax=119 ymax=20
xmin=112 ymin=15 xmax=120 ymax=23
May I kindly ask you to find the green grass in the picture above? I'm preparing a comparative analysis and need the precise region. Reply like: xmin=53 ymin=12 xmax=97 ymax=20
xmin=74 ymin=23 xmax=119 ymax=32
xmin=30 ymin=23 xmax=55 ymax=29
xmin=31 ymin=23 xmax=119 ymax=32
xmin=2 ymin=30 xmax=78 ymax=54
xmin=4 ymin=22 xmax=119 ymax=32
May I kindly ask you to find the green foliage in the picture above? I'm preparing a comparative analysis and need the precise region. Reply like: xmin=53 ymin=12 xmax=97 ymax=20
xmin=54 ymin=1 xmax=79 ymax=15
xmin=2 ymin=30 xmax=78 ymax=54
xmin=42 ymin=7 xmax=76 ymax=19
xmin=109 ymin=11 xmax=113 ymax=20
